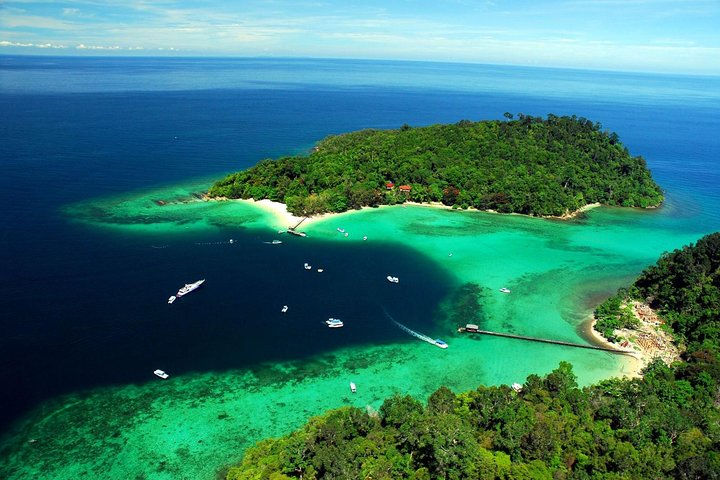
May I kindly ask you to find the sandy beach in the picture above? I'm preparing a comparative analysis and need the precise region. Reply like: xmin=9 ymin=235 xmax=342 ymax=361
xmin=583 ymin=317 xmax=644 ymax=378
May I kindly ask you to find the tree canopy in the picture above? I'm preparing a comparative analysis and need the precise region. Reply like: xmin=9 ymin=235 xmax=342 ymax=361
xmin=226 ymin=233 xmax=720 ymax=479
xmin=209 ymin=114 xmax=663 ymax=217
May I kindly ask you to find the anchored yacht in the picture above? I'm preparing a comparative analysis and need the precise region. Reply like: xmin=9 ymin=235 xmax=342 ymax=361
xmin=177 ymin=279 xmax=205 ymax=297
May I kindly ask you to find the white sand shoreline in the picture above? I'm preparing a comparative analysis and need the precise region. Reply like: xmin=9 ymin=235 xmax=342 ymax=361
xmin=212 ymin=196 xmax=604 ymax=230
xmin=584 ymin=317 xmax=644 ymax=378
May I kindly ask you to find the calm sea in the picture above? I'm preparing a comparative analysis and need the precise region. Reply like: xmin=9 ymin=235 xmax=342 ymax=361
xmin=1 ymin=55 xmax=719 ymax=438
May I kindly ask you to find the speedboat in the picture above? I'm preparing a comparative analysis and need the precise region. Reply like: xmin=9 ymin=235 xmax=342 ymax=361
xmin=153 ymin=369 xmax=169 ymax=379
xmin=511 ymin=383 xmax=523 ymax=393
xmin=386 ymin=275 xmax=399 ymax=283
xmin=434 ymin=339 xmax=448 ymax=349
xmin=363 ymin=236 xmax=367 ymax=241
xmin=499 ymin=287 xmax=511 ymax=294
xmin=317 ymin=268 xmax=324 ymax=273
xmin=281 ymin=305 xmax=288 ymax=313
xmin=337 ymin=228 xmax=345 ymax=233
xmin=304 ymin=263 xmax=312 ymax=270
xmin=271 ymin=240 xmax=282 ymax=244
xmin=350 ymin=382 xmax=357 ymax=393
xmin=287 ymin=229 xmax=307 ymax=237
xmin=326 ymin=318 xmax=344 ymax=328
xmin=177 ymin=279 xmax=205 ymax=297
xmin=168 ymin=295 xmax=176 ymax=304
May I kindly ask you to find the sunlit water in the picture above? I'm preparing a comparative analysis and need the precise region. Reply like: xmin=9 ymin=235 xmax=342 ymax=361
xmin=1 ymin=56 xmax=719 ymax=479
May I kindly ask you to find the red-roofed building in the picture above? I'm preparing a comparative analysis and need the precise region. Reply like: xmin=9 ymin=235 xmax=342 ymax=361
xmin=385 ymin=182 xmax=395 ymax=190
xmin=399 ymin=185 xmax=411 ymax=192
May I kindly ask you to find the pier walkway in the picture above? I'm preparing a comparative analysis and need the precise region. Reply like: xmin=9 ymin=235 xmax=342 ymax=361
xmin=458 ymin=327 xmax=634 ymax=355
xmin=290 ymin=217 xmax=308 ymax=230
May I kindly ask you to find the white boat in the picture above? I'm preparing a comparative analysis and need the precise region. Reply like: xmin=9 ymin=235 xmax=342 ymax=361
xmin=434 ymin=339 xmax=449 ymax=349
xmin=511 ymin=382 xmax=523 ymax=393
xmin=363 ymin=236 xmax=367 ymax=241
xmin=287 ymin=229 xmax=307 ymax=237
xmin=177 ymin=279 xmax=205 ymax=297
xmin=271 ymin=240 xmax=282 ymax=244
xmin=167 ymin=295 xmax=176 ymax=304
xmin=499 ymin=287 xmax=511 ymax=293
xmin=344 ymin=232 xmax=349 ymax=237
xmin=326 ymin=318 xmax=344 ymax=328
xmin=386 ymin=275 xmax=399 ymax=283
xmin=281 ymin=305 xmax=288 ymax=313
xmin=229 ymin=239 xmax=234 ymax=244
xmin=350 ymin=382 xmax=357 ymax=393
xmin=304 ymin=263 xmax=312 ymax=270
xmin=317 ymin=268 xmax=324 ymax=273
xmin=153 ymin=369 xmax=169 ymax=379
xmin=337 ymin=228 xmax=345 ymax=233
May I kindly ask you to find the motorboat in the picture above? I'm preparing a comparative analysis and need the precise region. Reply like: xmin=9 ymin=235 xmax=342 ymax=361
xmin=167 ymin=295 xmax=176 ymax=304
xmin=317 ymin=268 xmax=324 ymax=273
xmin=512 ymin=383 xmax=523 ymax=393
xmin=153 ymin=369 xmax=169 ymax=379
xmin=326 ymin=318 xmax=344 ymax=328
xmin=499 ymin=287 xmax=511 ymax=294
xmin=386 ymin=275 xmax=399 ymax=283
xmin=363 ymin=236 xmax=367 ymax=241
xmin=350 ymin=382 xmax=357 ymax=393
xmin=337 ymin=228 xmax=345 ymax=233
xmin=176 ymin=279 xmax=205 ymax=297
xmin=281 ymin=305 xmax=288 ymax=313
xmin=434 ymin=339 xmax=448 ymax=349
xmin=271 ymin=240 xmax=282 ymax=244
xmin=287 ymin=229 xmax=307 ymax=237
xmin=304 ymin=263 xmax=312 ymax=270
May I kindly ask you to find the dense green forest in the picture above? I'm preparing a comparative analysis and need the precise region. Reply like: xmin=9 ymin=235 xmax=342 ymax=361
xmin=226 ymin=234 xmax=720 ymax=479
xmin=595 ymin=232 xmax=720 ymax=351
xmin=209 ymin=114 xmax=664 ymax=217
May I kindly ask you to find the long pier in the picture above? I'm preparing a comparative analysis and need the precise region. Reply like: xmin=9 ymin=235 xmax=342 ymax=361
xmin=458 ymin=327 xmax=634 ymax=355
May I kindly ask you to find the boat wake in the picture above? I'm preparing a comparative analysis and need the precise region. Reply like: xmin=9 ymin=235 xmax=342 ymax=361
xmin=382 ymin=308 xmax=448 ymax=348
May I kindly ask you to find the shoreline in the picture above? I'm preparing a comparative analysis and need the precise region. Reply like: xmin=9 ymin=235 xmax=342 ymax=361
xmin=208 ymin=195 xmax=605 ymax=228
xmin=582 ymin=317 xmax=644 ymax=378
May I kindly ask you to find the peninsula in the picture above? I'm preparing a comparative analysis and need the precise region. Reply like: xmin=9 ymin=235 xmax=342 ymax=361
xmin=208 ymin=114 xmax=663 ymax=217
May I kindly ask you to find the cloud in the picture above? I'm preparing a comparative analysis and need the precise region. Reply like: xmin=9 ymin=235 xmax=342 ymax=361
xmin=0 ymin=40 xmax=67 ymax=48
xmin=76 ymin=43 xmax=122 ymax=50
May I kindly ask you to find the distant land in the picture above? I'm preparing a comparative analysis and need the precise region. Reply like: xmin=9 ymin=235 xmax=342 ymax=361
xmin=209 ymin=114 xmax=664 ymax=218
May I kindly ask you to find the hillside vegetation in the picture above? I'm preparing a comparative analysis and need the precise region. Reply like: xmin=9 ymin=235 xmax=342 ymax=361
xmin=226 ymin=234 xmax=720 ymax=479
xmin=209 ymin=114 xmax=663 ymax=217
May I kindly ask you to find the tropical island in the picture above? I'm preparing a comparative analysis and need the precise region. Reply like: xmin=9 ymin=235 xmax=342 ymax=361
xmin=208 ymin=114 xmax=663 ymax=217
xmin=226 ymin=233 xmax=720 ymax=479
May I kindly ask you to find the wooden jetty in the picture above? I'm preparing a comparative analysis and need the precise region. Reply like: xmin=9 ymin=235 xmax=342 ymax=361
xmin=287 ymin=217 xmax=308 ymax=237
xmin=290 ymin=217 xmax=308 ymax=230
xmin=458 ymin=326 xmax=634 ymax=355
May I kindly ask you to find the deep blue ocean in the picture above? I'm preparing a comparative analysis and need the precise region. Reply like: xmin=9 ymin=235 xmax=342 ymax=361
xmin=1 ymin=56 xmax=719 ymax=434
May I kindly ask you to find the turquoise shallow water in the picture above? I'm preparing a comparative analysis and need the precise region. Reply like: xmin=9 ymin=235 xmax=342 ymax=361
xmin=0 ymin=185 xmax=704 ymax=479
xmin=1 ymin=56 xmax=719 ymax=479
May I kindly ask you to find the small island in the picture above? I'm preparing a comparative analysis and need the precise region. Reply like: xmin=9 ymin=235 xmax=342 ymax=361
xmin=209 ymin=114 xmax=663 ymax=217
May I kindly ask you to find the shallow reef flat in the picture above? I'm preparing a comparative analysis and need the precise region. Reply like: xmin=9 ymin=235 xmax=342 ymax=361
xmin=0 ymin=183 xmax=705 ymax=479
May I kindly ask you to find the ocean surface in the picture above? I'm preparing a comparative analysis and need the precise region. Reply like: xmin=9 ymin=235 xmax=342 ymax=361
xmin=1 ymin=56 xmax=719 ymax=479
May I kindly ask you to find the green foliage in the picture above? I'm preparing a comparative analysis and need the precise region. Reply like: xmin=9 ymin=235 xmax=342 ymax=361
xmin=227 ymin=233 xmax=720 ymax=479
xmin=209 ymin=115 xmax=663 ymax=216
xmin=594 ymin=289 xmax=641 ymax=341
xmin=595 ymin=232 xmax=720 ymax=352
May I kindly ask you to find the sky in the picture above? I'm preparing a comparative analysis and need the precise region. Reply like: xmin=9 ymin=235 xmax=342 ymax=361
xmin=1 ymin=0 xmax=719 ymax=74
